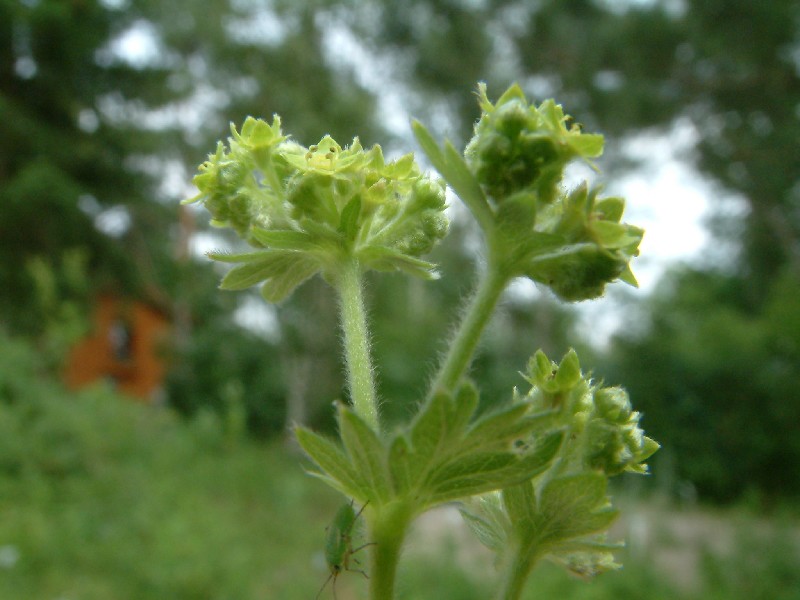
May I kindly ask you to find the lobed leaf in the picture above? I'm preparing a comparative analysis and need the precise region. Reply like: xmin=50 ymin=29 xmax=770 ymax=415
xmin=338 ymin=405 xmax=393 ymax=503
xmin=295 ymin=426 xmax=365 ymax=498
xmin=358 ymin=245 xmax=440 ymax=279
xmin=393 ymin=384 xmax=562 ymax=507
xmin=459 ymin=495 xmax=508 ymax=554
xmin=259 ymin=255 xmax=319 ymax=302
xmin=249 ymin=228 xmax=317 ymax=250
xmin=388 ymin=435 xmax=413 ymax=496
xmin=207 ymin=250 xmax=274 ymax=264
xmin=537 ymin=473 xmax=619 ymax=543
xmin=219 ymin=253 xmax=301 ymax=290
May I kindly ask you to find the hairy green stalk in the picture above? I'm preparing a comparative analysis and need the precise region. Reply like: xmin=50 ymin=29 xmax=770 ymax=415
xmin=367 ymin=501 xmax=413 ymax=600
xmin=497 ymin=543 xmax=540 ymax=600
xmin=430 ymin=265 xmax=508 ymax=395
xmin=336 ymin=258 xmax=379 ymax=430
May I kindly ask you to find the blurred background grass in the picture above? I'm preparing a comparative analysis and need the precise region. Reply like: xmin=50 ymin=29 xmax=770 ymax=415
xmin=2 ymin=0 xmax=799 ymax=597
xmin=0 ymin=340 xmax=798 ymax=598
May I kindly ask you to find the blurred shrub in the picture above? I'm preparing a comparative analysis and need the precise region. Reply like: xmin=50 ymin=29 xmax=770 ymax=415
xmin=165 ymin=320 xmax=288 ymax=438
xmin=0 ymin=329 xmax=338 ymax=599
xmin=604 ymin=267 xmax=800 ymax=504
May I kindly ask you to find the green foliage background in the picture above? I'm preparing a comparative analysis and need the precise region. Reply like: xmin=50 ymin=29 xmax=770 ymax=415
xmin=1 ymin=331 xmax=798 ymax=599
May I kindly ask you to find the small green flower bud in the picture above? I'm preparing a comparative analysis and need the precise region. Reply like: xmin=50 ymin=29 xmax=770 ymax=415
xmin=594 ymin=387 xmax=632 ymax=423
xmin=410 ymin=177 xmax=447 ymax=211
xmin=493 ymin=101 xmax=530 ymax=138
xmin=526 ymin=244 xmax=627 ymax=302
xmin=554 ymin=349 xmax=582 ymax=390
xmin=585 ymin=385 xmax=657 ymax=476
xmin=594 ymin=196 xmax=625 ymax=223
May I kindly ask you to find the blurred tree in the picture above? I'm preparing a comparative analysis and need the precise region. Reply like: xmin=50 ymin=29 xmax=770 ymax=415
xmin=0 ymin=0 xmax=182 ymax=337
xmin=593 ymin=0 xmax=800 ymax=502
xmin=0 ymin=0 xmax=383 ymax=429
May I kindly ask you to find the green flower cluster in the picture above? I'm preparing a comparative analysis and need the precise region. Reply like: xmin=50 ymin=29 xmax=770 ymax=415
xmin=187 ymin=116 xmax=448 ymax=301
xmin=523 ymin=349 xmax=659 ymax=476
xmin=466 ymin=84 xmax=603 ymax=205
xmin=524 ymin=183 xmax=643 ymax=301
xmin=461 ymin=84 xmax=643 ymax=301
xmin=460 ymin=350 xmax=658 ymax=586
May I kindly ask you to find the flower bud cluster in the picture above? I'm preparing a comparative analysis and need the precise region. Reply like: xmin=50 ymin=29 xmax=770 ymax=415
xmin=525 ymin=184 xmax=644 ymax=301
xmin=190 ymin=116 xmax=292 ymax=241
xmin=523 ymin=349 xmax=658 ymax=476
xmin=464 ymin=84 xmax=643 ymax=302
xmin=466 ymin=83 xmax=603 ymax=207
xmin=187 ymin=116 xmax=449 ymax=298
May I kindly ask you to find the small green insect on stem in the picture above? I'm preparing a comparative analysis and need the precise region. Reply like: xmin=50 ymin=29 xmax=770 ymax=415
xmin=316 ymin=501 xmax=375 ymax=600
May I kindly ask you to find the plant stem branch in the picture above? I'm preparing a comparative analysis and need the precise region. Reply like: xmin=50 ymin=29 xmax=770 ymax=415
xmin=496 ymin=543 xmax=539 ymax=600
xmin=368 ymin=501 xmax=412 ymax=600
xmin=430 ymin=265 xmax=508 ymax=395
xmin=337 ymin=258 xmax=379 ymax=430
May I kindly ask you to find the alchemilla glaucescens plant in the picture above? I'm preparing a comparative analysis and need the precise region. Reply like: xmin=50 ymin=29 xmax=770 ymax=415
xmin=186 ymin=83 xmax=659 ymax=600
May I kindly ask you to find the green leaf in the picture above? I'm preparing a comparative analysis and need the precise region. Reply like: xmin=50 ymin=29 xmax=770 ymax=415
xmin=407 ymin=391 xmax=452 ymax=482
xmin=249 ymin=228 xmax=317 ymax=250
xmin=260 ymin=255 xmax=319 ymax=302
xmin=207 ymin=250 xmax=274 ymax=263
xmin=338 ymin=195 xmax=362 ymax=241
xmin=538 ymin=473 xmax=619 ymax=543
xmin=462 ymin=403 xmax=534 ymax=452
xmin=429 ymin=454 xmax=520 ymax=503
xmin=337 ymin=405 xmax=393 ymax=503
xmin=218 ymin=253 xmax=299 ymax=290
xmin=393 ymin=384 xmax=561 ymax=506
xmin=450 ymin=381 xmax=480 ymax=434
xmin=412 ymin=120 xmax=493 ymax=231
xmin=358 ymin=245 xmax=440 ymax=280
xmin=502 ymin=480 xmax=536 ymax=525
xmin=295 ymin=426 xmax=365 ymax=498
xmin=433 ymin=452 xmax=517 ymax=487
xmin=428 ymin=440 xmax=560 ymax=504
xmin=388 ymin=435 xmax=413 ymax=495
xmin=459 ymin=494 xmax=507 ymax=553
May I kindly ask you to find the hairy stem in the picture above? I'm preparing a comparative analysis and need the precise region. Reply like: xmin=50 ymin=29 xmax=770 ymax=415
xmin=337 ymin=258 xmax=379 ymax=430
xmin=367 ymin=501 xmax=413 ymax=600
xmin=496 ymin=542 xmax=539 ymax=600
xmin=430 ymin=266 xmax=508 ymax=395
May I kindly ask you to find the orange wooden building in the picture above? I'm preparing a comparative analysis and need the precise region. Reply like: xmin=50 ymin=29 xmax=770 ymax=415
xmin=64 ymin=294 xmax=170 ymax=402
